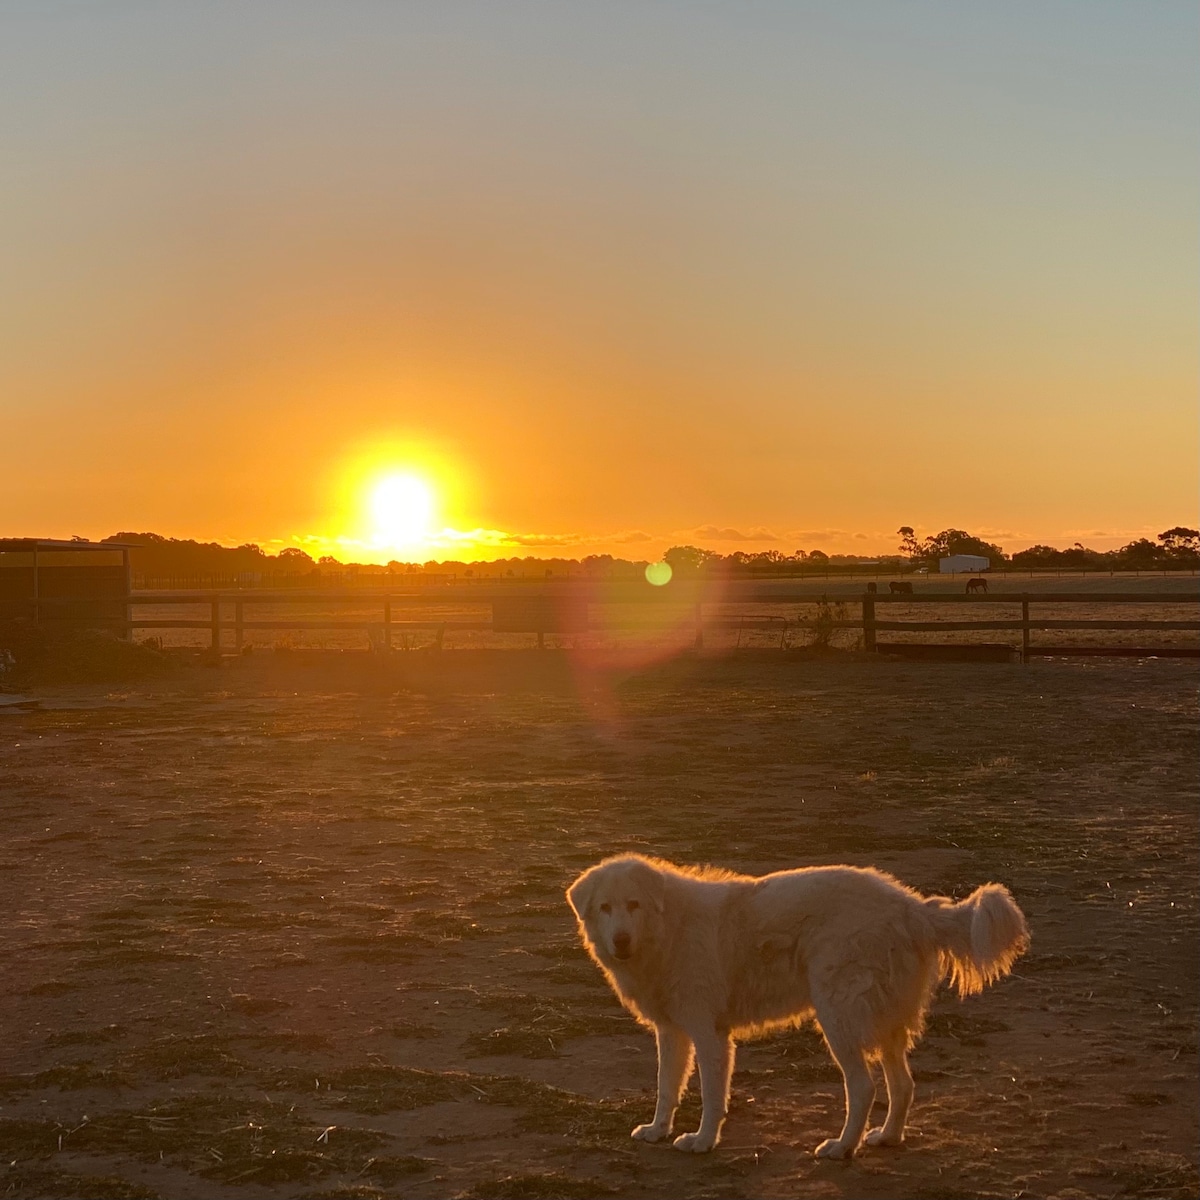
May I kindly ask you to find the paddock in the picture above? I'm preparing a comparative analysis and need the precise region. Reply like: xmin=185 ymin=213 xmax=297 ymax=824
xmin=124 ymin=575 xmax=1199 ymax=658
xmin=1 ymin=653 xmax=1196 ymax=1199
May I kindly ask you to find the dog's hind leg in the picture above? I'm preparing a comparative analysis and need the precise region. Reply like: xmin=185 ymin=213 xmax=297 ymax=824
xmin=672 ymin=1027 xmax=733 ymax=1153
xmin=865 ymin=1031 xmax=913 ymax=1147
xmin=632 ymin=1024 xmax=693 ymax=1143
xmin=814 ymin=1019 xmax=875 ymax=1160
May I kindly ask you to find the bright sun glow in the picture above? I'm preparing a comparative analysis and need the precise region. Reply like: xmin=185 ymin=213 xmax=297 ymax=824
xmin=322 ymin=440 xmax=468 ymax=561
xmin=369 ymin=473 xmax=436 ymax=547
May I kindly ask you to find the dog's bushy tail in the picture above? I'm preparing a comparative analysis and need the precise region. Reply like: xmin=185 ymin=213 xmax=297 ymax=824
xmin=925 ymin=885 xmax=1029 ymax=998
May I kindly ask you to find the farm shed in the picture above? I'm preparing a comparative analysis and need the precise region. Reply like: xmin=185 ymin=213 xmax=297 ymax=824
xmin=0 ymin=538 xmax=132 ymax=633
xmin=939 ymin=554 xmax=990 ymax=573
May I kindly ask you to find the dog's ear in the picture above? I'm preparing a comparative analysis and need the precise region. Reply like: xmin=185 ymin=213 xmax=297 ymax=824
xmin=566 ymin=868 xmax=597 ymax=920
xmin=629 ymin=859 xmax=667 ymax=915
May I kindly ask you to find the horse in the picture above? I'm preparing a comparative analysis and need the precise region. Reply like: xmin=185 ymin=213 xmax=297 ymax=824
xmin=965 ymin=578 xmax=988 ymax=594
xmin=888 ymin=581 xmax=913 ymax=594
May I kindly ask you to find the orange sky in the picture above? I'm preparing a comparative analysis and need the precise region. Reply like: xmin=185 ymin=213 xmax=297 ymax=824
xmin=1 ymin=4 xmax=1195 ymax=563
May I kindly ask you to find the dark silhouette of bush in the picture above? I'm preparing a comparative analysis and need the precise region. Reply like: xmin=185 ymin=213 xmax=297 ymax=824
xmin=0 ymin=620 xmax=174 ymax=686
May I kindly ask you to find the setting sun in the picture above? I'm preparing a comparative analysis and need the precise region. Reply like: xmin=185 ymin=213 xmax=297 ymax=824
xmin=320 ymin=438 xmax=467 ymax=560
xmin=368 ymin=472 xmax=436 ymax=548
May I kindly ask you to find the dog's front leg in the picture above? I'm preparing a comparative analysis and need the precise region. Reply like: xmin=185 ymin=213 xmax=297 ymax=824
xmin=632 ymin=1024 xmax=693 ymax=1142
xmin=673 ymin=1028 xmax=733 ymax=1153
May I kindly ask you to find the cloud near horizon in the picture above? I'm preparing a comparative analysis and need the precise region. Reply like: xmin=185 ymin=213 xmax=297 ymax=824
xmin=785 ymin=529 xmax=853 ymax=545
xmin=684 ymin=525 xmax=781 ymax=543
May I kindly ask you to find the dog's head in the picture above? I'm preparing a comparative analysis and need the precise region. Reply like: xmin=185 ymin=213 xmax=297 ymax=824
xmin=567 ymin=856 xmax=666 ymax=966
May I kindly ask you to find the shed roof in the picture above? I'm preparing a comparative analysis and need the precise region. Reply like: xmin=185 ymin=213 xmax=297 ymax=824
xmin=0 ymin=539 xmax=135 ymax=553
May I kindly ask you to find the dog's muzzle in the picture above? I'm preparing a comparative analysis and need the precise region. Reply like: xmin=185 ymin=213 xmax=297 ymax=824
xmin=611 ymin=931 xmax=632 ymax=960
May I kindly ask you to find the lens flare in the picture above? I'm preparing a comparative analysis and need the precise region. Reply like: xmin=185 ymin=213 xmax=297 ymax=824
xmin=644 ymin=561 xmax=673 ymax=586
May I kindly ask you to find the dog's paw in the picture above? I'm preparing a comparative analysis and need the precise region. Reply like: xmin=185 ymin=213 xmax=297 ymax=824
xmin=631 ymin=1123 xmax=671 ymax=1143
xmin=672 ymin=1131 xmax=717 ymax=1153
xmin=814 ymin=1138 xmax=853 ymax=1160
xmin=865 ymin=1127 xmax=903 ymax=1148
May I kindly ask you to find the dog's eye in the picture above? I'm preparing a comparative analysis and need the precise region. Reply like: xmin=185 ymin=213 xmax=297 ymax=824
xmin=626 ymin=900 xmax=640 ymax=912
xmin=599 ymin=903 xmax=611 ymax=914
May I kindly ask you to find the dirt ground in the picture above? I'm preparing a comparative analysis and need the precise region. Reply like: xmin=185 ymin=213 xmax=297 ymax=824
xmin=2 ymin=650 xmax=1197 ymax=1200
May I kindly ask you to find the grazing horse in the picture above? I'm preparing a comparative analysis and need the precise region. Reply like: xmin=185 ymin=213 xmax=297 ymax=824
xmin=866 ymin=582 xmax=878 ymax=594
xmin=966 ymin=577 xmax=988 ymax=594
xmin=888 ymin=581 xmax=913 ymax=594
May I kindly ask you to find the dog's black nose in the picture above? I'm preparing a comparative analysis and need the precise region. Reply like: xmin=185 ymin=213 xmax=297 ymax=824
xmin=612 ymin=931 xmax=631 ymax=958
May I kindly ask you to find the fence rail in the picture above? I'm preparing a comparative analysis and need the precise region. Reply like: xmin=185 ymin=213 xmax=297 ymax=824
xmin=107 ymin=587 xmax=1200 ymax=659
xmin=859 ymin=592 xmax=1198 ymax=658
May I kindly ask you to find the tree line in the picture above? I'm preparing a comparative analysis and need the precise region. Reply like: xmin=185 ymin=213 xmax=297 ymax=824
xmin=894 ymin=526 xmax=1199 ymax=571
xmin=99 ymin=525 xmax=1199 ymax=585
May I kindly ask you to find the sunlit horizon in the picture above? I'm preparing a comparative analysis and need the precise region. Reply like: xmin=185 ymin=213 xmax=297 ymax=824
xmin=2 ymin=4 xmax=1195 ymax=565
xmin=188 ymin=517 xmax=1195 ymax=568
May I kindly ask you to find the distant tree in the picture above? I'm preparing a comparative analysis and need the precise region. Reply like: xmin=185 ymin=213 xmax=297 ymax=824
xmin=1113 ymin=538 xmax=1163 ymax=570
xmin=1060 ymin=544 xmax=1107 ymax=569
xmin=1009 ymin=545 xmax=1054 ymax=567
xmin=103 ymin=532 xmax=274 ymax=582
xmin=923 ymin=529 xmax=1006 ymax=565
xmin=318 ymin=555 xmax=340 ymax=566
xmin=897 ymin=527 xmax=923 ymax=560
xmin=896 ymin=527 xmax=1008 ymax=566
xmin=107 ymin=531 xmax=169 ymax=546
xmin=807 ymin=549 xmax=829 ymax=562
xmin=1159 ymin=527 xmax=1200 ymax=564
xmin=582 ymin=554 xmax=615 ymax=577
xmin=663 ymin=545 xmax=721 ymax=576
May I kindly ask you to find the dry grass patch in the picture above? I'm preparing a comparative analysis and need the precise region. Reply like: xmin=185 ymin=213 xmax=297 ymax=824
xmin=9 ymin=1094 xmax=388 ymax=1187
xmin=457 ymin=1171 xmax=616 ymax=1198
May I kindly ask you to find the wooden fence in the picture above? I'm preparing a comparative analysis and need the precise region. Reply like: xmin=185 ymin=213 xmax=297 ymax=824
xmin=860 ymin=591 xmax=1199 ymax=660
xmin=123 ymin=588 xmax=1200 ymax=659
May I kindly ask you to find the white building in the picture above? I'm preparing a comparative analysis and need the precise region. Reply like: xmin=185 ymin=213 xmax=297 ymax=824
xmin=940 ymin=554 xmax=990 ymax=573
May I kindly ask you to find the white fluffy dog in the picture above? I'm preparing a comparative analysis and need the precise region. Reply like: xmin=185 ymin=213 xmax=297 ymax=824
xmin=567 ymin=854 xmax=1028 ymax=1159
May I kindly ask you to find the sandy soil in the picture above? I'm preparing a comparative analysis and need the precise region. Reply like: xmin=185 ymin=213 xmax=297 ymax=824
xmin=1 ymin=650 xmax=1197 ymax=1199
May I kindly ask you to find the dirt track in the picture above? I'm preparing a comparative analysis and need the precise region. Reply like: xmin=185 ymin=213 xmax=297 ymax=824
xmin=2 ymin=651 xmax=1197 ymax=1199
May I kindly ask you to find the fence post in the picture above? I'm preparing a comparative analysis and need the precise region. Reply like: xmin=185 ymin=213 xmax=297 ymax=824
xmin=234 ymin=599 xmax=244 ymax=653
xmin=1021 ymin=597 xmax=1030 ymax=663
xmin=122 ymin=547 xmax=132 ymax=641
xmin=862 ymin=594 xmax=876 ymax=652
xmin=210 ymin=596 xmax=221 ymax=653
xmin=383 ymin=596 xmax=391 ymax=650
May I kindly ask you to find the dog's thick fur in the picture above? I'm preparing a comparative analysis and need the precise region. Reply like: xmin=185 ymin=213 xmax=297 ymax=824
xmin=567 ymin=855 xmax=1029 ymax=1159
